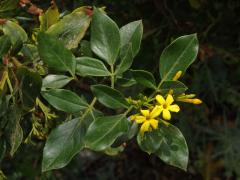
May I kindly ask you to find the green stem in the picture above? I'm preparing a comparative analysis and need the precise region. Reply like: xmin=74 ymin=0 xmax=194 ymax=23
xmin=124 ymin=106 xmax=134 ymax=116
xmin=148 ymin=79 xmax=164 ymax=101
xmin=6 ymin=76 xmax=13 ymax=94
xmin=78 ymin=97 xmax=97 ymax=125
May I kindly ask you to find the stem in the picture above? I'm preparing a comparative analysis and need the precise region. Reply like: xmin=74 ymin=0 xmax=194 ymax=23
xmin=124 ymin=106 xmax=134 ymax=116
xmin=7 ymin=75 xmax=13 ymax=94
xmin=110 ymin=64 xmax=115 ymax=88
xmin=77 ymin=97 xmax=97 ymax=125
xmin=148 ymin=79 xmax=165 ymax=101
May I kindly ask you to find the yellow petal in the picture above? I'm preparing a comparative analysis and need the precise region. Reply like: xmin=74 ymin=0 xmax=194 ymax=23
xmin=150 ymin=105 xmax=162 ymax=119
xmin=140 ymin=121 xmax=150 ymax=136
xmin=192 ymin=98 xmax=202 ymax=104
xmin=166 ymin=94 xmax=174 ymax=105
xmin=130 ymin=115 xmax=136 ymax=121
xmin=156 ymin=95 xmax=165 ymax=105
xmin=140 ymin=109 xmax=150 ymax=117
xmin=168 ymin=104 xmax=180 ymax=112
xmin=177 ymin=98 xmax=202 ymax=104
xmin=135 ymin=116 xmax=146 ymax=123
xmin=172 ymin=71 xmax=182 ymax=81
xmin=162 ymin=109 xmax=171 ymax=120
xmin=149 ymin=119 xmax=158 ymax=129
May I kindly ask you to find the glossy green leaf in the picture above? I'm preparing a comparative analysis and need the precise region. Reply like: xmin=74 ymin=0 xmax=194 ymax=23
xmin=37 ymin=32 xmax=76 ymax=76
xmin=47 ymin=6 xmax=91 ymax=49
xmin=42 ymin=118 xmax=86 ymax=171
xmin=42 ymin=75 xmax=73 ymax=89
xmin=137 ymin=123 xmax=189 ymax=171
xmin=159 ymin=34 xmax=198 ymax=80
xmin=41 ymin=89 xmax=88 ymax=113
xmin=85 ymin=114 xmax=129 ymax=151
xmin=1 ymin=20 xmax=28 ymax=45
xmin=115 ymin=44 xmax=133 ymax=75
xmin=131 ymin=70 xmax=157 ymax=89
xmin=90 ymin=8 xmax=120 ymax=65
xmin=39 ymin=4 xmax=60 ymax=31
xmin=0 ymin=35 xmax=11 ymax=58
xmin=120 ymin=20 xmax=143 ymax=57
xmin=117 ymin=71 xmax=137 ymax=87
xmin=112 ymin=121 xmax=138 ymax=148
xmin=159 ymin=80 xmax=188 ymax=95
xmin=117 ymin=77 xmax=136 ymax=87
xmin=17 ymin=67 xmax=42 ymax=109
xmin=42 ymin=109 xmax=101 ymax=171
xmin=91 ymin=85 xmax=129 ymax=109
xmin=76 ymin=57 xmax=111 ymax=77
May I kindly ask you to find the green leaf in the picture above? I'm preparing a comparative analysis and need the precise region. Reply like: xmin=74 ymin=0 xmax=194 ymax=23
xmin=0 ymin=0 xmax=18 ymax=13
xmin=0 ymin=138 xmax=6 ymax=163
xmin=112 ymin=121 xmax=138 ymax=147
xmin=76 ymin=57 xmax=111 ymax=77
xmin=137 ymin=123 xmax=189 ymax=171
xmin=10 ymin=37 xmax=23 ymax=55
xmin=131 ymin=70 xmax=157 ymax=89
xmin=42 ymin=75 xmax=73 ymax=89
xmin=41 ymin=89 xmax=88 ymax=113
xmin=90 ymin=8 xmax=120 ymax=65
xmin=85 ymin=114 xmax=129 ymax=151
xmin=5 ymin=106 xmax=23 ymax=156
xmin=117 ymin=71 xmax=137 ymax=87
xmin=39 ymin=3 xmax=60 ymax=31
xmin=1 ymin=20 xmax=28 ymax=45
xmin=159 ymin=81 xmax=188 ymax=95
xmin=0 ymin=35 xmax=11 ymax=58
xmin=115 ymin=44 xmax=133 ymax=75
xmin=42 ymin=109 xmax=101 ymax=171
xmin=42 ymin=118 xmax=86 ymax=171
xmin=78 ymin=40 xmax=93 ymax=57
xmin=9 ymin=120 xmax=23 ymax=156
xmin=159 ymin=34 xmax=199 ymax=80
xmin=91 ymin=85 xmax=129 ymax=109
xmin=120 ymin=20 xmax=143 ymax=57
xmin=37 ymin=32 xmax=76 ymax=76
xmin=47 ymin=6 xmax=91 ymax=49
xmin=20 ymin=44 xmax=39 ymax=62
xmin=17 ymin=67 xmax=42 ymax=109
xmin=0 ymin=95 xmax=10 ymax=118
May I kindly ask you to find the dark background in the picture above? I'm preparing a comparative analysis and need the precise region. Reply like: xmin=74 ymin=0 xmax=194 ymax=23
xmin=2 ymin=0 xmax=240 ymax=179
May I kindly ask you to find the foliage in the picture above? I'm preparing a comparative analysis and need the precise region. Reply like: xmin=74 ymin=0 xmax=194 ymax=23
xmin=0 ymin=0 xmax=239 ymax=179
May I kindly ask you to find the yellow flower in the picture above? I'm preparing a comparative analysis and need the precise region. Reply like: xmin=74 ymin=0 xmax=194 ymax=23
xmin=177 ymin=98 xmax=202 ymax=104
xmin=130 ymin=106 xmax=162 ymax=136
xmin=172 ymin=71 xmax=183 ymax=81
xmin=155 ymin=94 xmax=180 ymax=120
xmin=176 ymin=93 xmax=202 ymax=104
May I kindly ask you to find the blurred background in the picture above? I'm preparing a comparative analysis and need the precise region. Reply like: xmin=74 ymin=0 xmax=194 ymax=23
xmin=1 ymin=0 xmax=240 ymax=179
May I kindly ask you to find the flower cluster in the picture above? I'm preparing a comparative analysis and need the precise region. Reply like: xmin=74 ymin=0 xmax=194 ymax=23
xmin=131 ymin=93 xmax=202 ymax=136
